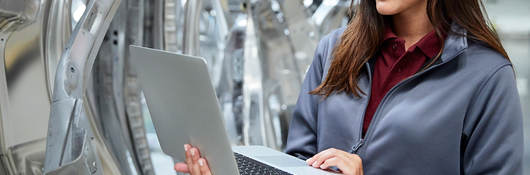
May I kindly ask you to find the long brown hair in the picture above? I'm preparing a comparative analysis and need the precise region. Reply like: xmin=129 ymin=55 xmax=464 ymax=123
xmin=310 ymin=0 xmax=509 ymax=98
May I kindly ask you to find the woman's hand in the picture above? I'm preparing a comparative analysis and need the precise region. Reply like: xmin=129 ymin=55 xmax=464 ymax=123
xmin=306 ymin=148 xmax=363 ymax=175
xmin=174 ymin=144 xmax=212 ymax=175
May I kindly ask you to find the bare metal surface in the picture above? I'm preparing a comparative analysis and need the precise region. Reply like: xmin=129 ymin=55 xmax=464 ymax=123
xmin=10 ymin=139 xmax=46 ymax=175
xmin=2 ymin=0 xmax=345 ymax=174
xmin=44 ymin=0 xmax=72 ymax=98
xmin=143 ymin=0 xmax=165 ymax=50
xmin=0 ymin=31 xmax=13 ymax=175
xmin=164 ymin=0 xmax=184 ymax=52
xmin=182 ymin=0 xmax=202 ymax=55
xmin=312 ymin=0 xmax=350 ymax=35
xmin=43 ymin=0 xmax=121 ymax=174
xmin=241 ymin=6 xmax=266 ymax=146
xmin=279 ymin=0 xmax=319 ymax=79
xmin=0 ymin=0 xmax=48 ymax=174
xmin=90 ymin=0 xmax=154 ymax=174
xmin=45 ymin=133 xmax=98 ymax=175
xmin=122 ymin=0 xmax=155 ymax=173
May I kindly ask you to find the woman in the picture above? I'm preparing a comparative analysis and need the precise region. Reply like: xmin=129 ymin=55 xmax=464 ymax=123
xmin=175 ymin=0 xmax=524 ymax=174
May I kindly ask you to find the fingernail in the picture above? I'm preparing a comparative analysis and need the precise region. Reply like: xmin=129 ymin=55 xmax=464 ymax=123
xmin=191 ymin=149 xmax=195 ymax=156
xmin=320 ymin=165 xmax=325 ymax=169
xmin=184 ymin=145 xmax=189 ymax=151
xmin=306 ymin=158 xmax=311 ymax=163
xmin=312 ymin=162 xmax=318 ymax=167
xmin=199 ymin=159 xmax=204 ymax=166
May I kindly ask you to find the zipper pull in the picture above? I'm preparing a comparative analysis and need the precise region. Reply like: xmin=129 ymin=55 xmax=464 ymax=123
xmin=351 ymin=139 xmax=364 ymax=154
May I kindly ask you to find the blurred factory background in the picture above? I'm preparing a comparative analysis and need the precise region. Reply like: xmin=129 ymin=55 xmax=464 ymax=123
xmin=0 ymin=0 xmax=528 ymax=174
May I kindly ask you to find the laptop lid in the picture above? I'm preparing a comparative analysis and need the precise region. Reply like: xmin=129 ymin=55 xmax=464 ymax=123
xmin=129 ymin=45 xmax=239 ymax=175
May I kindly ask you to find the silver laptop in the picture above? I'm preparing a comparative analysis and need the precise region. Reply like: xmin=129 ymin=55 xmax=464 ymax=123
xmin=130 ymin=45 xmax=337 ymax=175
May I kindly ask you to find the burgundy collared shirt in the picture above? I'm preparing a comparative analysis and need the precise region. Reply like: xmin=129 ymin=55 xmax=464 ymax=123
xmin=362 ymin=28 xmax=442 ymax=135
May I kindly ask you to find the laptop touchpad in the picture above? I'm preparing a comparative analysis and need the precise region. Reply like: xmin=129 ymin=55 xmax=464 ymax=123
xmin=256 ymin=156 xmax=307 ymax=167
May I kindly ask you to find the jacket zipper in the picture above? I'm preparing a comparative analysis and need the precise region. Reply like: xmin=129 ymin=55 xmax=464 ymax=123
xmin=355 ymin=47 xmax=469 ymax=155
xmin=351 ymin=138 xmax=364 ymax=154
xmin=355 ymin=60 xmax=448 ymax=155
xmin=351 ymin=63 xmax=372 ymax=154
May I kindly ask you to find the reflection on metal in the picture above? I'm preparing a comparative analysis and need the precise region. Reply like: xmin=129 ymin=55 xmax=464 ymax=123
xmin=44 ymin=0 xmax=73 ymax=98
xmin=45 ymin=133 xmax=98 ymax=175
xmin=43 ymin=0 xmax=120 ymax=174
xmin=219 ymin=15 xmax=247 ymax=146
xmin=0 ymin=0 xmax=51 ymax=174
xmin=242 ymin=5 xmax=265 ymax=146
xmin=312 ymin=0 xmax=351 ymax=35
xmin=183 ymin=0 xmax=202 ymax=55
xmin=10 ymin=139 xmax=46 ymax=175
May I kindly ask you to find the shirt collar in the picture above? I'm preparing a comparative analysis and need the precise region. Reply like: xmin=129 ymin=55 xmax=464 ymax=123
xmin=383 ymin=27 xmax=443 ymax=59
xmin=415 ymin=30 xmax=442 ymax=59
xmin=383 ymin=27 xmax=398 ymax=41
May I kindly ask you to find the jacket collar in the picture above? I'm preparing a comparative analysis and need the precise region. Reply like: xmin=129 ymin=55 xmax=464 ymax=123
xmin=440 ymin=23 xmax=468 ymax=63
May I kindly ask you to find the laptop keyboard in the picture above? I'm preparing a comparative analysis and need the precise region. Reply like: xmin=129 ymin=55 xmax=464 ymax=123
xmin=234 ymin=152 xmax=293 ymax=175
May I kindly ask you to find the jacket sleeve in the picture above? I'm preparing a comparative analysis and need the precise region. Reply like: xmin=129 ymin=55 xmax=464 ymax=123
xmin=283 ymin=37 xmax=329 ymax=160
xmin=463 ymin=64 xmax=524 ymax=175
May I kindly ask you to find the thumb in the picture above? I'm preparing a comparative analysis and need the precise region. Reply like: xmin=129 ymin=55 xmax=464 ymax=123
xmin=174 ymin=162 xmax=190 ymax=173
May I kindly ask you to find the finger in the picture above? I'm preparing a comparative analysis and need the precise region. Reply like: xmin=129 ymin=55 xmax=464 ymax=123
xmin=322 ymin=156 xmax=358 ymax=175
xmin=306 ymin=149 xmax=329 ymax=165
xmin=308 ymin=148 xmax=343 ymax=166
xmin=185 ymin=145 xmax=193 ymax=166
xmin=306 ymin=149 xmax=333 ymax=165
xmin=180 ymin=144 xmax=192 ymax=172
xmin=199 ymin=158 xmax=212 ymax=175
xmin=190 ymin=147 xmax=201 ymax=162
xmin=174 ymin=162 xmax=190 ymax=173
xmin=306 ymin=152 xmax=323 ymax=166
xmin=185 ymin=151 xmax=196 ymax=174
xmin=309 ymin=149 xmax=339 ymax=168
xmin=306 ymin=156 xmax=316 ymax=165
xmin=189 ymin=147 xmax=202 ymax=174
xmin=189 ymin=160 xmax=201 ymax=175
xmin=319 ymin=157 xmax=339 ymax=170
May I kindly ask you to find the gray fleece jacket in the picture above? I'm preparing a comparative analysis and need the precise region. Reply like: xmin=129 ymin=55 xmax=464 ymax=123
xmin=284 ymin=25 xmax=524 ymax=175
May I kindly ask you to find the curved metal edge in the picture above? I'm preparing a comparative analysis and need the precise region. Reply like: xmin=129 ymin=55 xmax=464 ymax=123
xmin=0 ymin=30 xmax=15 ymax=175
xmin=43 ymin=0 xmax=73 ymax=102
xmin=182 ymin=0 xmax=202 ymax=55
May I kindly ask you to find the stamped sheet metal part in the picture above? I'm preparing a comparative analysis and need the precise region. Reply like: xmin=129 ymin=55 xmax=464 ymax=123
xmin=43 ymin=0 xmax=121 ymax=174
